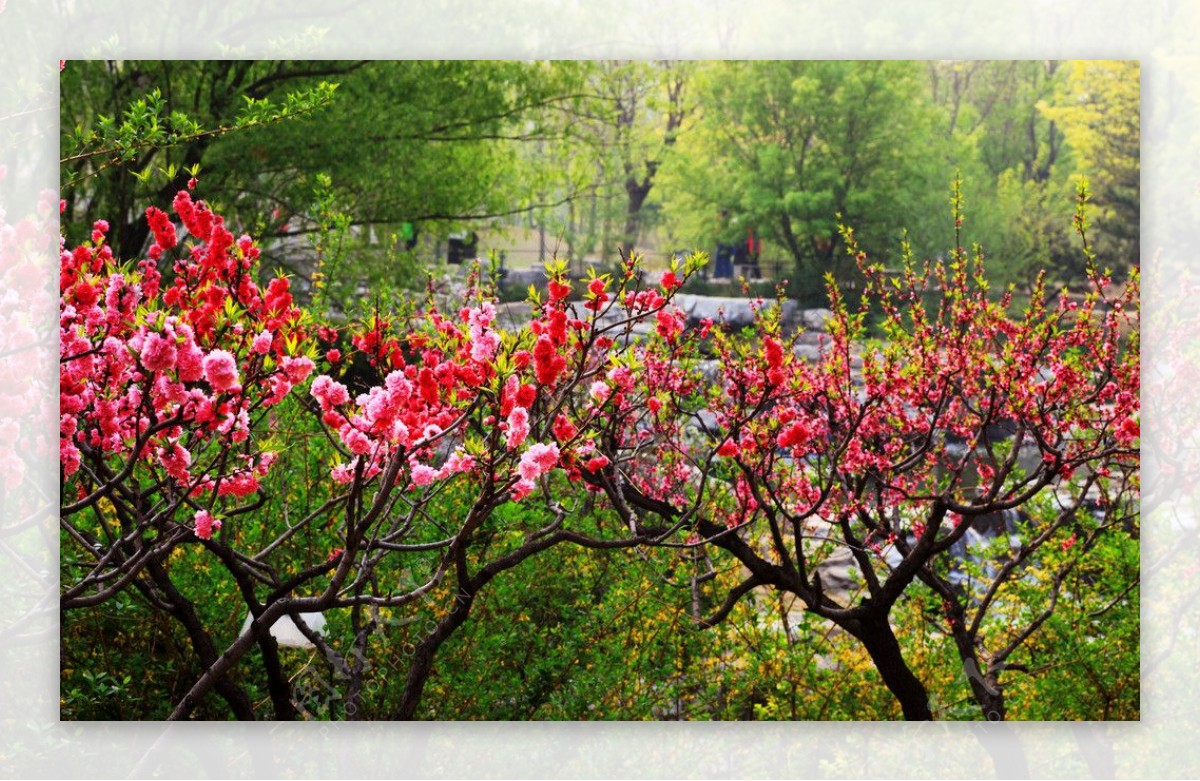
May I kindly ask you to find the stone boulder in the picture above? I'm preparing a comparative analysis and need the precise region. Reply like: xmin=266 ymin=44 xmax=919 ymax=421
xmin=793 ymin=330 xmax=828 ymax=363
xmin=799 ymin=308 xmax=833 ymax=332
xmin=501 ymin=268 xmax=549 ymax=292
xmin=493 ymin=301 xmax=534 ymax=331
xmin=673 ymin=294 xmax=797 ymax=330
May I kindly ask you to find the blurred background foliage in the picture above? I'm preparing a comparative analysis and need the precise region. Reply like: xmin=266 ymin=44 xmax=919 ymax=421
xmin=61 ymin=59 xmax=1139 ymax=312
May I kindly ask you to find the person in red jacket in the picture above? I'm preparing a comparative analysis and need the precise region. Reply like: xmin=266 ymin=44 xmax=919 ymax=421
xmin=745 ymin=227 xmax=762 ymax=279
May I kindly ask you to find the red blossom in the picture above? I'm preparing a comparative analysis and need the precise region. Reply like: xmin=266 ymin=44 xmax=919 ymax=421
xmin=548 ymin=279 xmax=572 ymax=302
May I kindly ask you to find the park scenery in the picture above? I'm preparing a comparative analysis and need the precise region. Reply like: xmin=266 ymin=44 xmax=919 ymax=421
xmin=59 ymin=60 xmax=1139 ymax=721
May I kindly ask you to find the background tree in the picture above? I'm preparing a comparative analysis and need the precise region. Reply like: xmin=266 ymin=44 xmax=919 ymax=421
xmin=60 ymin=60 xmax=357 ymax=258
xmin=527 ymin=61 xmax=694 ymax=270
xmin=60 ymin=61 xmax=588 ymax=311
xmin=660 ymin=61 xmax=949 ymax=304
xmin=1039 ymin=60 xmax=1140 ymax=276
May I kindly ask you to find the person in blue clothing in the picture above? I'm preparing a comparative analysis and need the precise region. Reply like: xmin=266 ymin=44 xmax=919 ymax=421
xmin=714 ymin=209 xmax=737 ymax=278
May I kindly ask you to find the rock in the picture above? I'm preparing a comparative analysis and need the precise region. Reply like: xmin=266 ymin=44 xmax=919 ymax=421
xmin=240 ymin=611 xmax=326 ymax=649
xmin=501 ymin=268 xmax=549 ymax=291
xmin=592 ymin=308 xmax=654 ymax=340
xmin=799 ymin=308 xmax=833 ymax=332
xmin=811 ymin=547 xmax=858 ymax=603
xmin=674 ymin=294 xmax=796 ymax=329
xmin=493 ymin=301 xmax=534 ymax=331
xmin=793 ymin=332 xmax=829 ymax=363
xmin=793 ymin=344 xmax=824 ymax=364
xmin=694 ymin=360 xmax=723 ymax=385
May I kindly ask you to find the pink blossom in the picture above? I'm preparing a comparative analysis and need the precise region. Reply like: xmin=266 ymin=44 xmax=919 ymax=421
xmin=202 ymin=349 xmax=240 ymax=392
xmin=140 ymin=332 xmax=177 ymax=373
xmin=217 ymin=472 xmax=260 ymax=497
xmin=548 ymin=279 xmax=571 ymax=302
xmin=655 ymin=308 xmax=683 ymax=341
xmin=218 ymin=407 xmax=250 ymax=439
xmin=311 ymin=374 xmax=351 ymax=407
xmin=506 ymin=406 xmax=530 ymax=450
xmin=442 ymin=450 xmax=476 ymax=475
xmin=158 ymin=441 xmax=192 ymax=481
xmin=282 ymin=355 xmax=315 ymax=384
xmin=384 ymin=370 xmax=411 ymax=396
xmin=518 ymin=442 xmax=560 ymax=481
xmin=590 ymin=381 xmax=610 ymax=404
xmin=91 ymin=220 xmax=109 ymax=245
xmin=256 ymin=451 xmax=277 ymax=475
xmin=265 ymin=374 xmax=292 ymax=405
xmin=60 ymin=436 xmax=81 ymax=477
xmin=194 ymin=510 xmax=221 ymax=540
xmin=1115 ymin=415 xmax=1139 ymax=444
xmin=776 ymin=420 xmax=811 ymax=449
xmin=145 ymin=206 xmax=177 ymax=251
xmin=252 ymin=329 xmax=273 ymax=354
xmin=471 ymin=330 xmax=500 ymax=363
xmin=551 ymin=413 xmax=577 ymax=442
xmin=411 ymin=463 xmax=438 ymax=486
xmin=338 ymin=423 xmax=372 ymax=455
xmin=176 ymin=338 xmax=205 ymax=383
xmin=511 ymin=478 xmax=536 ymax=502
xmin=467 ymin=301 xmax=496 ymax=331
xmin=606 ymin=366 xmax=633 ymax=389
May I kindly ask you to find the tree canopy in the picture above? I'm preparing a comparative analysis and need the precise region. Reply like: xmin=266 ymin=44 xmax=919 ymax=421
xmin=62 ymin=59 xmax=1140 ymax=310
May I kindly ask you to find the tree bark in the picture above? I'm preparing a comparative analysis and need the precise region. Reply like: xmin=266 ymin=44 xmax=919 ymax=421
xmin=848 ymin=611 xmax=934 ymax=720
xmin=621 ymin=174 xmax=653 ymax=258
xmin=393 ymin=586 xmax=476 ymax=720
xmin=144 ymin=559 xmax=256 ymax=720
xmin=257 ymin=629 xmax=299 ymax=720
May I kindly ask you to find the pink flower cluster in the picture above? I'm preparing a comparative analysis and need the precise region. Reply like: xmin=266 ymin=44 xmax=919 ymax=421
xmin=505 ymin=406 xmax=530 ymax=450
xmin=310 ymin=355 xmax=473 ymax=486
xmin=193 ymin=509 xmax=221 ymax=540
xmin=466 ymin=302 xmax=501 ymax=363
xmin=59 ymin=194 xmax=312 ymax=517
xmin=511 ymin=442 xmax=560 ymax=500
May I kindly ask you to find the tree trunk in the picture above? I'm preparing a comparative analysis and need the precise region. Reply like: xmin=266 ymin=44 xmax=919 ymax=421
xmin=849 ymin=612 xmax=933 ymax=720
xmin=144 ymin=560 xmax=256 ymax=720
xmin=622 ymin=176 xmax=653 ymax=258
xmin=960 ymin=654 xmax=1008 ymax=721
xmin=393 ymin=587 xmax=476 ymax=720
xmin=257 ymin=630 xmax=299 ymax=720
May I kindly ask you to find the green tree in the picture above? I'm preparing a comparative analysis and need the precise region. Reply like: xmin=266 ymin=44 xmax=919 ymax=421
xmin=1039 ymin=60 xmax=1140 ymax=274
xmin=60 ymin=60 xmax=357 ymax=258
xmin=661 ymin=61 xmax=948 ymax=303
xmin=60 ymin=61 xmax=589 ymax=307
xmin=928 ymin=61 xmax=1085 ymax=289
xmin=525 ymin=61 xmax=694 ymax=269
